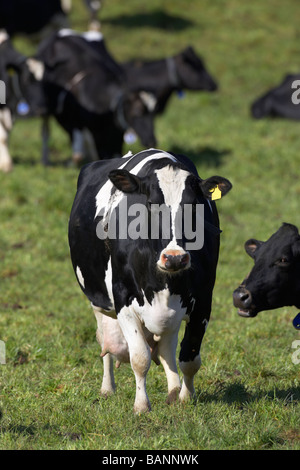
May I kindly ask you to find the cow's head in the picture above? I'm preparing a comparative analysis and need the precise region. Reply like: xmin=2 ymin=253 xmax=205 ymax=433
xmin=233 ymin=223 xmax=300 ymax=317
xmin=119 ymin=91 xmax=157 ymax=148
xmin=109 ymin=160 xmax=231 ymax=274
xmin=175 ymin=46 xmax=218 ymax=92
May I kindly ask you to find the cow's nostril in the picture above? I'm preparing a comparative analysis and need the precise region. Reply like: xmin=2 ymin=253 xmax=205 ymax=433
xmin=240 ymin=292 xmax=250 ymax=302
xmin=160 ymin=251 xmax=190 ymax=272
xmin=233 ymin=287 xmax=252 ymax=308
xmin=180 ymin=253 xmax=190 ymax=266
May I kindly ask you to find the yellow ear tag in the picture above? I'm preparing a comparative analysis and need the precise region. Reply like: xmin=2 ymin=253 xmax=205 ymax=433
xmin=209 ymin=185 xmax=222 ymax=201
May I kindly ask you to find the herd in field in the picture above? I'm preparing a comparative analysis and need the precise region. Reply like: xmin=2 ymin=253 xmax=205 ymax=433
xmin=1 ymin=1 xmax=299 ymax=412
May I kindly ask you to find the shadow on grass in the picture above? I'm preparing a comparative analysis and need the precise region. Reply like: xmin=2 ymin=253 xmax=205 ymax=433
xmin=169 ymin=145 xmax=232 ymax=168
xmin=104 ymin=9 xmax=195 ymax=31
xmin=196 ymin=381 xmax=300 ymax=406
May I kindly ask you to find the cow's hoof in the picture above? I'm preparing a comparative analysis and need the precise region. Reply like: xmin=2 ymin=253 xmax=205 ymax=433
xmin=166 ymin=387 xmax=181 ymax=404
xmin=133 ymin=401 xmax=151 ymax=414
xmin=0 ymin=161 xmax=13 ymax=173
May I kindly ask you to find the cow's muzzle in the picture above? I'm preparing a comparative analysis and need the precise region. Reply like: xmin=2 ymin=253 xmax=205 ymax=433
xmin=233 ymin=286 xmax=257 ymax=317
xmin=157 ymin=249 xmax=191 ymax=273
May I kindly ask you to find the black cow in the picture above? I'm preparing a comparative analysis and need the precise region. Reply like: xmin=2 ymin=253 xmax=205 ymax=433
xmin=124 ymin=46 xmax=218 ymax=114
xmin=0 ymin=0 xmax=69 ymax=38
xmin=0 ymin=31 xmax=47 ymax=172
xmin=36 ymin=30 xmax=157 ymax=164
xmin=251 ymin=74 xmax=300 ymax=119
xmin=68 ymin=148 xmax=232 ymax=412
xmin=233 ymin=223 xmax=300 ymax=321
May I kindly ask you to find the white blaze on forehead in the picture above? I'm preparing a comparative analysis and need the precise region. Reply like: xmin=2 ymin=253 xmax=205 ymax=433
xmin=155 ymin=165 xmax=190 ymax=245
xmin=94 ymin=150 xmax=177 ymax=219
xmin=76 ymin=266 xmax=85 ymax=288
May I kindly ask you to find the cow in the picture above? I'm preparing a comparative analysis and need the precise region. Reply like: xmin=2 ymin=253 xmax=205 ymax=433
xmin=36 ymin=29 xmax=157 ymax=164
xmin=0 ymin=31 xmax=47 ymax=172
xmin=123 ymin=46 xmax=218 ymax=115
xmin=251 ymin=74 xmax=300 ymax=120
xmin=68 ymin=148 xmax=232 ymax=412
xmin=0 ymin=0 xmax=69 ymax=38
xmin=233 ymin=224 xmax=300 ymax=326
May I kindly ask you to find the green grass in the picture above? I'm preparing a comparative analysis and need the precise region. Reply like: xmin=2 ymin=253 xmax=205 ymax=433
xmin=0 ymin=0 xmax=299 ymax=450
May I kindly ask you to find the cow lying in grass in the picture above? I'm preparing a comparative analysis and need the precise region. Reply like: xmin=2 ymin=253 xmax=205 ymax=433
xmin=233 ymin=223 xmax=300 ymax=329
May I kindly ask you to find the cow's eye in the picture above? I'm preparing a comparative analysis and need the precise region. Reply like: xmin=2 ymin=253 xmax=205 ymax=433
xmin=274 ymin=257 xmax=290 ymax=267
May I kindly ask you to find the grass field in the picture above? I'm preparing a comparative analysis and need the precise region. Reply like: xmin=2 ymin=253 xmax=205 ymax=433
xmin=0 ymin=0 xmax=299 ymax=450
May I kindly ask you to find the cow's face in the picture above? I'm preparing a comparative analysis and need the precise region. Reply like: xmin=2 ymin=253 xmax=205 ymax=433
xmin=177 ymin=47 xmax=218 ymax=91
xmin=122 ymin=91 xmax=157 ymax=148
xmin=233 ymin=223 xmax=300 ymax=317
xmin=109 ymin=164 xmax=231 ymax=274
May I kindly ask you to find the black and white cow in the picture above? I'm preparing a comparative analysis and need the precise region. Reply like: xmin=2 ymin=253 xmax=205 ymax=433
xmin=251 ymin=74 xmax=300 ymax=120
xmin=68 ymin=148 xmax=232 ymax=412
xmin=36 ymin=29 xmax=157 ymax=164
xmin=233 ymin=223 xmax=300 ymax=320
xmin=0 ymin=30 xmax=47 ymax=172
xmin=0 ymin=0 xmax=69 ymax=38
xmin=124 ymin=46 xmax=218 ymax=114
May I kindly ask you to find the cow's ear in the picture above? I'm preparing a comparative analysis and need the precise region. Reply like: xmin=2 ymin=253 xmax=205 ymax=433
xmin=109 ymin=169 xmax=141 ymax=193
xmin=199 ymin=176 xmax=232 ymax=201
xmin=244 ymin=239 xmax=264 ymax=258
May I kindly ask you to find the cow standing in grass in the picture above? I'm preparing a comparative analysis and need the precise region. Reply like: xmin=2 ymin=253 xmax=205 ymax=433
xmin=68 ymin=148 xmax=232 ymax=412
xmin=36 ymin=29 xmax=157 ymax=164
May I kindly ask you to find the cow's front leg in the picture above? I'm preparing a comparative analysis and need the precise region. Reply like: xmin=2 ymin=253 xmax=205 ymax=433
xmin=117 ymin=307 xmax=151 ymax=413
xmin=158 ymin=330 xmax=181 ymax=404
xmin=179 ymin=315 xmax=208 ymax=402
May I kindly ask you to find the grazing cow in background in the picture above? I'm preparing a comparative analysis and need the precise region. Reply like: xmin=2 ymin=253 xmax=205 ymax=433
xmin=233 ymin=224 xmax=300 ymax=324
xmin=36 ymin=29 xmax=157 ymax=164
xmin=0 ymin=0 xmax=70 ymax=38
xmin=0 ymin=31 xmax=47 ymax=172
xmin=68 ymin=148 xmax=232 ymax=412
xmin=124 ymin=47 xmax=218 ymax=114
xmin=251 ymin=74 xmax=300 ymax=119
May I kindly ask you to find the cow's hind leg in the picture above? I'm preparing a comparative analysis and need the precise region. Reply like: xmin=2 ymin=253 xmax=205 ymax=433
xmin=93 ymin=307 xmax=116 ymax=396
xmin=100 ymin=353 xmax=116 ymax=396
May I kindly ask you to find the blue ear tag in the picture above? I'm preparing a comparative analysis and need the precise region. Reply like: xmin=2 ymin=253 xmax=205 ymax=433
xmin=293 ymin=312 xmax=300 ymax=329
xmin=177 ymin=90 xmax=185 ymax=99
xmin=17 ymin=100 xmax=30 ymax=116
xmin=124 ymin=128 xmax=137 ymax=144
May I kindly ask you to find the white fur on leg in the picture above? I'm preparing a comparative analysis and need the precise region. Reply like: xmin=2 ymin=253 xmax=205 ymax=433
xmin=118 ymin=307 xmax=151 ymax=413
xmin=0 ymin=108 xmax=12 ymax=173
xmin=158 ymin=331 xmax=181 ymax=402
xmin=100 ymin=353 xmax=116 ymax=396
xmin=179 ymin=355 xmax=201 ymax=402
